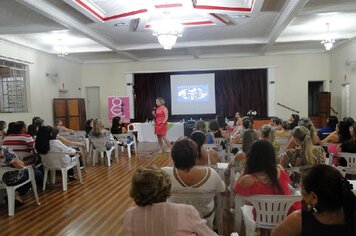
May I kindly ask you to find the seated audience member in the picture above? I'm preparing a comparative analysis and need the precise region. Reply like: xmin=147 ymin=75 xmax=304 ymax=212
xmin=230 ymin=117 xmax=254 ymax=145
xmin=230 ymin=112 xmax=243 ymax=139
xmin=85 ymin=119 xmax=93 ymax=138
xmin=110 ymin=116 xmax=127 ymax=135
xmin=35 ymin=126 xmax=80 ymax=179
xmin=340 ymin=122 xmax=356 ymax=153
xmin=3 ymin=121 xmax=35 ymax=154
xmin=0 ymin=120 xmax=6 ymax=145
xmin=162 ymin=137 xmax=225 ymax=228
xmin=288 ymin=114 xmax=300 ymax=130
xmin=0 ymin=146 xmax=42 ymax=206
xmin=286 ymin=118 xmax=320 ymax=149
xmin=321 ymin=121 xmax=351 ymax=145
xmin=275 ymin=121 xmax=292 ymax=139
xmin=89 ymin=119 xmax=114 ymax=150
xmin=233 ymin=112 xmax=242 ymax=127
xmin=225 ymin=129 xmax=259 ymax=177
xmin=272 ymin=165 xmax=356 ymax=236
xmin=124 ymin=166 xmax=218 ymax=236
xmin=260 ymin=124 xmax=280 ymax=154
xmin=206 ymin=119 xmax=229 ymax=144
xmin=234 ymin=140 xmax=295 ymax=196
xmin=298 ymin=118 xmax=320 ymax=145
xmin=270 ymin=117 xmax=281 ymax=128
xmin=317 ymin=115 xmax=338 ymax=139
xmin=55 ymin=119 xmax=75 ymax=133
xmin=343 ymin=116 xmax=355 ymax=126
xmin=6 ymin=122 xmax=16 ymax=135
xmin=27 ymin=116 xmax=44 ymax=137
xmin=194 ymin=120 xmax=207 ymax=133
xmin=234 ymin=140 xmax=300 ymax=227
xmin=280 ymin=126 xmax=325 ymax=168
xmin=190 ymin=131 xmax=218 ymax=166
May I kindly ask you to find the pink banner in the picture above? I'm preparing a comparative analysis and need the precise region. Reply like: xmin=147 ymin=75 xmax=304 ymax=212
xmin=108 ymin=96 xmax=130 ymax=123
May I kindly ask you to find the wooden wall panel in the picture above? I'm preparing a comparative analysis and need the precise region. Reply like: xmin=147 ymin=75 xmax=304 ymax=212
xmin=69 ymin=117 xmax=80 ymax=130
xmin=53 ymin=99 xmax=86 ymax=130
xmin=53 ymin=100 xmax=66 ymax=117
xmin=68 ymin=99 xmax=79 ymax=116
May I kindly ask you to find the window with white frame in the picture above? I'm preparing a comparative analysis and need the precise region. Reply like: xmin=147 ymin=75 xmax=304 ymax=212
xmin=0 ymin=59 xmax=28 ymax=113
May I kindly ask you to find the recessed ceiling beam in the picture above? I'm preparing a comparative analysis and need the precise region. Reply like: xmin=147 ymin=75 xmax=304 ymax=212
xmin=16 ymin=0 xmax=138 ymax=61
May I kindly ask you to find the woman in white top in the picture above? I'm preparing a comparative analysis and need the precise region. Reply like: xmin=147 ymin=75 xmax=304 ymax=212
xmin=35 ymin=126 xmax=80 ymax=179
xmin=162 ymin=137 xmax=225 ymax=228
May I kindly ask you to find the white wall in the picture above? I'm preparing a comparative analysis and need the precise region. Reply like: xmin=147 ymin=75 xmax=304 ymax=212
xmin=0 ymin=38 xmax=332 ymax=128
xmin=82 ymin=53 xmax=330 ymax=126
xmin=0 ymin=40 xmax=82 ymax=126
xmin=330 ymin=38 xmax=356 ymax=119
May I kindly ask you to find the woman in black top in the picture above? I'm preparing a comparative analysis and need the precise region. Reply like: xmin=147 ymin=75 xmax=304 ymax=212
xmin=110 ymin=116 xmax=127 ymax=135
xmin=272 ymin=164 xmax=356 ymax=236
xmin=85 ymin=119 xmax=93 ymax=138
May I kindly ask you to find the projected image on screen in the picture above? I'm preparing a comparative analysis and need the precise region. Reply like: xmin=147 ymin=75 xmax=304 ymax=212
xmin=171 ymin=73 xmax=216 ymax=115
xmin=177 ymin=85 xmax=209 ymax=102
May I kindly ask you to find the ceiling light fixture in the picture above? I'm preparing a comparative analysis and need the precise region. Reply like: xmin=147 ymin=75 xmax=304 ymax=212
xmin=150 ymin=1 xmax=183 ymax=50
xmin=321 ymin=23 xmax=335 ymax=51
xmin=54 ymin=39 xmax=69 ymax=59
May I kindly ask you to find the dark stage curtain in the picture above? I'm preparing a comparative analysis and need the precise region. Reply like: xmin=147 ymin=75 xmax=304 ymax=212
xmin=133 ymin=69 xmax=267 ymax=122
xmin=134 ymin=73 xmax=171 ymax=121
xmin=215 ymin=69 xmax=267 ymax=118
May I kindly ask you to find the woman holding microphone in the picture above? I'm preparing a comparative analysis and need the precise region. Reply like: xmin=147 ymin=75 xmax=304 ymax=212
xmin=152 ymin=97 xmax=171 ymax=153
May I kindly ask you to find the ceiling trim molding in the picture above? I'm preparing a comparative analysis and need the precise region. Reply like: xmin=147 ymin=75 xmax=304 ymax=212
xmin=260 ymin=0 xmax=309 ymax=55
xmin=120 ymin=38 xmax=268 ymax=51
xmin=17 ymin=0 xmax=138 ymax=61
xmin=300 ymin=3 xmax=356 ymax=15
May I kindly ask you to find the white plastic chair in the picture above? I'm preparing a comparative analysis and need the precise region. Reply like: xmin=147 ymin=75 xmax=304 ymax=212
xmin=0 ymin=166 xmax=40 ymax=216
xmin=213 ymin=138 xmax=226 ymax=147
xmin=239 ymin=194 xmax=301 ymax=236
xmin=90 ymin=138 xmax=115 ymax=167
xmin=202 ymin=144 xmax=220 ymax=151
xmin=57 ymin=132 xmax=87 ymax=172
xmin=334 ymin=152 xmax=356 ymax=175
xmin=113 ymin=133 xmax=137 ymax=159
xmin=41 ymin=152 xmax=83 ymax=191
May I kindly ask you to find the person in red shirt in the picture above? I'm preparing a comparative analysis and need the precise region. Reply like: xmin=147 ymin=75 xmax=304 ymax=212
xmin=3 ymin=121 xmax=35 ymax=153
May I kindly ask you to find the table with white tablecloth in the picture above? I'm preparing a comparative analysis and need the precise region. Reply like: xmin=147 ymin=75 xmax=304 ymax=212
xmin=128 ymin=122 xmax=184 ymax=142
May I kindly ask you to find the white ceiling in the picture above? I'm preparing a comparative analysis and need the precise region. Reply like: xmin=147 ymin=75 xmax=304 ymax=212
xmin=0 ymin=0 xmax=355 ymax=63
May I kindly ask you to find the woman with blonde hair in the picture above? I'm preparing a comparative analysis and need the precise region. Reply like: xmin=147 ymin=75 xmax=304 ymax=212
xmin=89 ymin=119 xmax=114 ymax=149
xmin=152 ymin=97 xmax=171 ymax=153
xmin=280 ymin=126 xmax=325 ymax=168
xmin=124 ymin=166 xmax=218 ymax=236
xmin=260 ymin=124 xmax=280 ymax=154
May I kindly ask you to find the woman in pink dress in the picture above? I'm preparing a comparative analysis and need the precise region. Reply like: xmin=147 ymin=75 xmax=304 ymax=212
xmin=152 ymin=97 xmax=171 ymax=153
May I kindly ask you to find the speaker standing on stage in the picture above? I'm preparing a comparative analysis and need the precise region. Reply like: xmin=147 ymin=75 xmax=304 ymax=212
xmin=152 ymin=97 xmax=171 ymax=153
